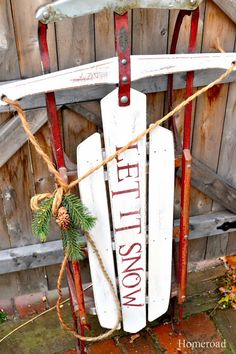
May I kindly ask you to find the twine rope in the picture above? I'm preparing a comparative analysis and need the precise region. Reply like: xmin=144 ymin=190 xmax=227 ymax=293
xmin=56 ymin=232 xmax=122 ymax=342
xmin=1 ymin=62 xmax=235 ymax=342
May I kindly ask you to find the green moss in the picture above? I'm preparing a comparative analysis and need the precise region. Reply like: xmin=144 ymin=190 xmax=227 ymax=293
xmin=0 ymin=310 xmax=7 ymax=323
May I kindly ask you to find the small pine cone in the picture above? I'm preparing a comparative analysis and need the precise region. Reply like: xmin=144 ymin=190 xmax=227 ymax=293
xmin=56 ymin=206 xmax=70 ymax=230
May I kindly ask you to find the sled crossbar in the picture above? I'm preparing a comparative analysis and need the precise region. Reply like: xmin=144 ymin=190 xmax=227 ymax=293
xmin=1 ymin=53 xmax=235 ymax=107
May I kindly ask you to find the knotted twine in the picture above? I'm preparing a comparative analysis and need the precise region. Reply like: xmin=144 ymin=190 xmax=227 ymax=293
xmin=1 ymin=62 xmax=235 ymax=341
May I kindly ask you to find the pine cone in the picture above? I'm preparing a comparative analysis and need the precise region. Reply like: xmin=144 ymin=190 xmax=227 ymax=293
xmin=56 ymin=207 xmax=70 ymax=230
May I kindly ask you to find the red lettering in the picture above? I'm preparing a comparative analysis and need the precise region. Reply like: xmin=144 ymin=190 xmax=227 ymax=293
xmin=122 ymin=288 xmax=144 ymax=307
xmin=116 ymin=144 xmax=138 ymax=163
xmin=122 ymin=255 xmax=143 ymax=274
xmin=122 ymin=272 xmax=142 ymax=288
xmin=119 ymin=243 xmax=142 ymax=257
xmin=115 ymin=209 xmax=142 ymax=234
xmin=112 ymin=181 xmax=140 ymax=199
xmin=117 ymin=163 xmax=139 ymax=182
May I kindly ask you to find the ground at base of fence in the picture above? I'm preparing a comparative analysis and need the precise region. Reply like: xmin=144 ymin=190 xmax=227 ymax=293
xmin=1 ymin=308 xmax=235 ymax=354
xmin=61 ymin=311 xmax=235 ymax=354
xmin=0 ymin=264 xmax=235 ymax=353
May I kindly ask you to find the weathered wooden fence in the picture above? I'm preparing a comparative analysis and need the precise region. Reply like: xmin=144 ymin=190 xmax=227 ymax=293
xmin=0 ymin=0 xmax=236 ymax=300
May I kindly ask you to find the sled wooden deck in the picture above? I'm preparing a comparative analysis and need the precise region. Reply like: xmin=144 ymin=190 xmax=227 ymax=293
xmin=77 ymin=88 xmax=175 ymax=333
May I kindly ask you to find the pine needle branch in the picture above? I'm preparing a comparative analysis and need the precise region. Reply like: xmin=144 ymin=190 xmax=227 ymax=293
xmin=32 ymin=197 xmax=54 ymax=242
xmin=62 ymin=228 xmax=86 ymax=261
xmin=62 ymin=194 xmax=96 ymax=232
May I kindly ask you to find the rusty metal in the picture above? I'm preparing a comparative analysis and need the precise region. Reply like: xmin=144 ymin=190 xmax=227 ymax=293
xmin=115 ymin=12 xmax=131 ymax=106
xmin=38 ymin=21 xmax=87 ymax=354
xmin=35 ymin=0 xmax=203 ymax=24
xmin=167 ymin=10 xmax=192 ymax=156
xmin=178 ymin=149 xmax=192 ymax=304
xmin=178 ymin=8 xmax=199 ymax=311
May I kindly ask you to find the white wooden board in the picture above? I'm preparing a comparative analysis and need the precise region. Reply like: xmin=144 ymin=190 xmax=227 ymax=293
xmin=148 ymin=126 xmax=175 ymax=321
xmin=101 ymin=88 xmax=147 ymax=333
xmin=77 ymin=133 xmax=119 ymax=329
xmin=1 ymin=53 xmax=236 ymax=105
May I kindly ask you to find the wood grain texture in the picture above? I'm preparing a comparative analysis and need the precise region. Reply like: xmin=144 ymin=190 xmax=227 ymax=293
xmin=1 ymin=211 xmax=236 ymax=275
xmin=177 ymin=158 xmax=236 ymax=214
xmin=148 ymin=126 xmax=174 ymax=321
xmin=101 ymin=88 xmax=147 ymax=333
xmin=11 ymin=0 xmax=57 ymax=77
xmin=212 ymin=0 xmax=236 ymax=25
xmin=54 ymin=13 xmax=96 ymax=290
xmin=0 ymin=144 xmax=48 ymax=298
xmin=0 ymin=0 xmax=21 ymax=296
xmin=205 ymin=233 xmax=229 ymax=259
xmin=56 ymin=15 xmax=95 ymax=69
xmin=62 ymin=107 xmax=97 ymax=164
xmin=217 ymin=32 xmax=236 ymax=256
xmin=226 ymin=232 xmax=236 ymax=256
xmin=67 ymin=103 xmax=102 ymax=129
xmin=132 ymin=8 xmax=169 ymax=124
xmin=0 ymin=273 xmax=18 ymax=299
xmin=1 ymin=64 xmax=236 ymax=113
xmin=191 ymin=0 xmax=236 ymax=261
xmin=0 ymin=113 xmax=12 ymax=250
xmin=168 ymin=2 xmax=206 ymax=262
xmin=0 ymin=108 xmax=48 ymax=168
xmin=5 ymin=0 xmax=57 ymax=294
xmin=77 ymin=133 xmax=118 ymax=329
xmin=95 ymin=10 xmax=115 ymax=60
xmin=0 ymin=0 xmax=20 ymax=81
xmin=0 ymin=145 xmax=34 ymax=247
xmin=0 ymin=0 xmax=236 ymax=298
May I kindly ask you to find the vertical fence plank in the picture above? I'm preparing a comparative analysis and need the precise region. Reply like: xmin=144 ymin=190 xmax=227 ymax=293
xmin=53 ymin=14 xmax=96 ymax=288
xmin=9 ymin=0 xmax=59 ymax=294
xmin=192 ymin=0 xmax=236 ymax=261
xmin=11 ymin=0 xmax=57 ymax=77
xmin=217 ymin=63 xmax=236 ymax=256
xmin=132 ymin=8 xmax=169 ymax=122
xmin=95 ymin=10 xmax=115 ymax=60
xmin=0 ymin=0 xmax=21 ymax=299
xmin=62 ymin=108 xmax=97 ymax=165
xmin=56 ymin=13 xmax=96 ymax=162
xmin=56 ymin=15 xmax=94 ymax=69
xmin=0 ymin=0 xmax=20 ymax=81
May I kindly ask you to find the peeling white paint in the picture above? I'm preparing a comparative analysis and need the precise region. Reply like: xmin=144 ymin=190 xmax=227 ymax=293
xmin=4 ymin=191 xmax=12 ymax=201
xmin=0 ymin=33 xmax=8 ymax=50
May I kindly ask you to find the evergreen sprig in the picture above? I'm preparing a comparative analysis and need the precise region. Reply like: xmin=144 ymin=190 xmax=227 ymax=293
xmin=62 ymin=194 xmax=96 ymax=231
xmin=32 ymin=197 xmax=54 ymax=242
xmin=32 ymin=193 xmax=96 ymax=261
xmin=62 ymin=228 xmax=85 ymax=261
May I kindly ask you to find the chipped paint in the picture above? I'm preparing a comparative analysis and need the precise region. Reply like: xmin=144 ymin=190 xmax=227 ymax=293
xmin=36 ymin=0 xmax=203 ymax=24
xmin=0 ymin=33 xmax=8 ymax=50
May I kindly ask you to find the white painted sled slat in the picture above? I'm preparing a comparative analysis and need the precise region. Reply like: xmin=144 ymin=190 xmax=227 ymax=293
xmin=1 ymin=53 xmax=236 ymax=105
xmin=101 ymin=88 xmax=147 ymax=333
xmin=148 ymin=126 xmax=175 ymax=321
xmin=77 ymin=133 xmax=119 ymax=329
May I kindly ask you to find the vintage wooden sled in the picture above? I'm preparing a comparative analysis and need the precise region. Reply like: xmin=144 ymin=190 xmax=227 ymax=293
xmin=1 ymin=0 xmax=236 ymax=351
